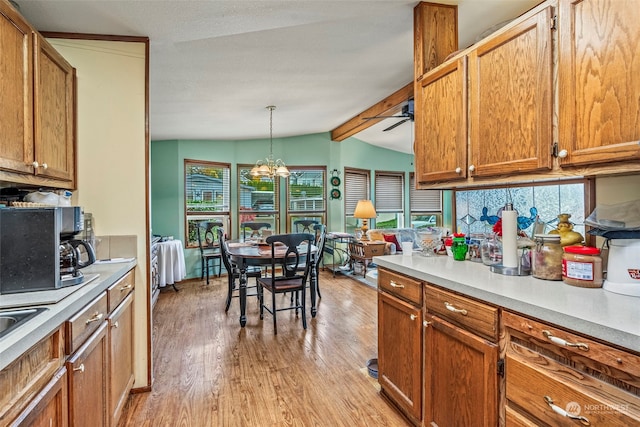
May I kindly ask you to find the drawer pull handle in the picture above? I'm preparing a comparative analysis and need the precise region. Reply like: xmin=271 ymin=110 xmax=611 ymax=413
xmin=444 ymin=302 xmax=467 ymax=316
xmin=73 ymin=364 xmax=85 ymax=373
xmin=542 ymin=330 xmax=589 ymax=351
xmin=86 ymin=312 xmax=104 ymax=324
xmin=410 ymin=314 xmax=417 ymax=321
xmin=120 ymin=284 xmax=133 ymax=292
xmin=389 ymin=280 xmax=405 ymax=289
xmin=544 ymin=396 xmax=590 ymax=425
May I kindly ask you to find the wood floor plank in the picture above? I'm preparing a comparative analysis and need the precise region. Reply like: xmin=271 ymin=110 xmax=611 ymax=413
xmin=117 ymin=271 xmax=410 ymax=426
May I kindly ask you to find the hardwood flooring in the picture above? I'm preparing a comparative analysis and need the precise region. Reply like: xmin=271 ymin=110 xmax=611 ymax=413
xmin=117 ymin=270 xmax=409 ymax=426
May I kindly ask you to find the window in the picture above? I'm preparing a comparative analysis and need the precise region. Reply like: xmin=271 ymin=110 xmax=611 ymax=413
xmin=344 ymin=169 xmax=370 ymax=234
xmin=454 ymin=180 xmax=592 ymax=240
xmin=410 ymin=174 xmax=442 ymax=228
xmin=286 ymin=167 xmax=326 ymax=231
xmin=375 ymin=172 xmax=404 ymax=229
xmin=184 ymin=160 xmax=230 ymax=248
xmin=237 ymin=165 xmax=279 ymax=235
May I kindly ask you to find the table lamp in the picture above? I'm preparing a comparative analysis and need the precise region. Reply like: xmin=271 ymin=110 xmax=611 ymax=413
xmin=353 ymin=199 xmax=377 ymax=240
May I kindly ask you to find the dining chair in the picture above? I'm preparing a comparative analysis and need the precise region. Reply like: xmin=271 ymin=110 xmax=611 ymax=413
xmin=294 ymin=223 xmax=326 ymax=299
xmin=217 ymin=228 xmax=262 ymax=312
xmin=257 ymin=233 xmax=314 ymax=334
xmin=197 ymin=221 xmax=222 ymax=284
xmin=293 ymin=219 xmax=319 ymax=233
xmin=240 ymin=222 xmax=272 ymax=240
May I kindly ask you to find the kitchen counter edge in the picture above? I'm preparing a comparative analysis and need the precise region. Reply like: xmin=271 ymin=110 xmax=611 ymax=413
xmin=0 ymin=260 xmax=137 ymax=371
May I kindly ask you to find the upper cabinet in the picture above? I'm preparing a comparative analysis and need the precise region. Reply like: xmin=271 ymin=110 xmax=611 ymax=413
xmin=468 ymin=5 xmax=554 ymax=178
xmin=558 ymin=0 xmax=640 ymax=167
xmin=0 ymin=0 xmax=76 ymax=189
xmin=414 ymin=0 xmax=640 ymax=189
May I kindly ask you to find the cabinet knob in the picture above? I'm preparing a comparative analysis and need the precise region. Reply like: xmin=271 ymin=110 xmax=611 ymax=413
xmin=557 ymin=149 xmax=568 ymax=158
xmin=468 ymin=164 xmax=475 ymax=172
xmin=112 ymin=321 xmax=119 ymax=329
xmin=73 ymin=364 xmax=85 ymax=373
xmin=41 ymin=162 xmax=48 ymax=169
xmin=423 ymin=320 xmax=431 ymax=327
xmin=410 ymin=314 xmax=417 ymax=321
xmin=31 ymin=161 xmax=48 ymax=169
xmin=455 ymin=167 xmax=462 ymax=174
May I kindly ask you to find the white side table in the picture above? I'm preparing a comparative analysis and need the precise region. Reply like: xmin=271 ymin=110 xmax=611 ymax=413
xmin=157 ymin=239 xmax=186 ymax=291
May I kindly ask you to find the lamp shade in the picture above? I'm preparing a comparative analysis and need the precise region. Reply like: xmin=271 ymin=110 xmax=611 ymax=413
xmin=353 ymin=200 xmax=377 ymax=219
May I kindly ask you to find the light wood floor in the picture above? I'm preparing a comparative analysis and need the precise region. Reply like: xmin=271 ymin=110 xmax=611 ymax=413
xmin=117 ymin=270 xmax=409 ymax=426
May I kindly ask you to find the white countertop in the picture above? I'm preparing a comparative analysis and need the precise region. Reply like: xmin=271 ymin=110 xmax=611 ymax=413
xmin=374 ymin=254 xmax=640 ymax=353
xmin=0 ymin=259 xmax=137 ymax=371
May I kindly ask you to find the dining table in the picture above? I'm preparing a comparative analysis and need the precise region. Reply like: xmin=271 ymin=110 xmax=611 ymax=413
xmin=225 ymin=239 xmax=318 ymax=327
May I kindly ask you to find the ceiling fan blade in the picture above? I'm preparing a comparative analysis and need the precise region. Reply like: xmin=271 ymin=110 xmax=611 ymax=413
xmin=383 ymin=118 xmax=409 ymax=132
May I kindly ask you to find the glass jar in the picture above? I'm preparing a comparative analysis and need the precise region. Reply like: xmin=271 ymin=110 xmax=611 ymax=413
xmin=452 ymin=236 xmax=468 ymax=261
xmin=468 ymin=233 xmax=484 ymax=262
xmin=532 ymin=234 xmax=563 ymax=280
xmin=480 ymin=233 xmax=502 ymax=266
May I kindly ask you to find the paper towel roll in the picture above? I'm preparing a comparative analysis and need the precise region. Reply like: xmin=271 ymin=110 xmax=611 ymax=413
xmin=502 ymin=209 xmax=518 ymax=268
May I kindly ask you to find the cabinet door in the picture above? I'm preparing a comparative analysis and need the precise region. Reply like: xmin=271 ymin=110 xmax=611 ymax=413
xmin=558 ymin=0 xmax=640 ymax=166
xmin=34 ymin=34 xmax=75 ymax=183
xmin=468 ymin=6 xmax=553 ymax=177
xmin=0 ymin=3 xmax=34 ymax=175
xmin=424 ymin=314 xmax=498 ymax=427
xmin=378 ymin=291 xmax=422 ymax=422
xmin=67 ymin=321 xmax=108 ymax=427
xmin=109 ymin=293 xmax=135 ymax=427
xmin=414 ymin=57 xmax=468 ymax=184
xmin=10 ymin=367 xmax=68 ymax=427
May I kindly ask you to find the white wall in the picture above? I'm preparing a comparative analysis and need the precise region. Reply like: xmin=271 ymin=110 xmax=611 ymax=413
xmin=49 ymin=39 xmax=149 ymax=387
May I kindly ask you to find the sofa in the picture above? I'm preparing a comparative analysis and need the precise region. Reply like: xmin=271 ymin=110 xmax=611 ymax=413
xmin=366 ymin=228 xmax=422 ymax=254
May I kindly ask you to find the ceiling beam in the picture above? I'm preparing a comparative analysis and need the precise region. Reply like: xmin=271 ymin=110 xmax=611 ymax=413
xmin=330 ymin=82 xmax=414 ymax=142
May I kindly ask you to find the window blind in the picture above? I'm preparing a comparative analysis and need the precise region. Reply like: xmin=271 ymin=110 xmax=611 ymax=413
xmin=344 ymin=170 xmax=368 ymax=215
xmin=375 ymin=173 xmax=403 ymax=212
xmin=185 ymin=161 xmax=230 ymax=213
xmin=410 ymin=175 xmax=442 ymax=212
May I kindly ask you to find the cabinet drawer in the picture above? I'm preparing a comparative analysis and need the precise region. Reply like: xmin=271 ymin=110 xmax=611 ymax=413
xmin=107 ymin=269 xmax=135 ymax=312
xmin=424 ymin=285 xmax=498 ymax=341
xmin=66 ymin=292 xmax=107 ymax=355
xmin=506 ymin=344 xmax=640 ymax=426
xmin=503 ymin=310 xmax=640 ymax=387
xmin=378 ymin=268 xmax=422 ymax=306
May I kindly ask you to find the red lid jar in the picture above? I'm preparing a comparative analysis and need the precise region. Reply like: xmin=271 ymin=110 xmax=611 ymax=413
xmin=562 ymin=246 xmax=603 ymax=288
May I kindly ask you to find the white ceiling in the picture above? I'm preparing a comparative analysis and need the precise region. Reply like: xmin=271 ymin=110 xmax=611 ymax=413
xmin=15 ymin=0 xmax=540 ymax=154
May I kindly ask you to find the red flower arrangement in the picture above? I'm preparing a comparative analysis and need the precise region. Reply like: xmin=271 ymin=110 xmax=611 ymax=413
xmin=492 ymin=218 xmax=527 ymax=237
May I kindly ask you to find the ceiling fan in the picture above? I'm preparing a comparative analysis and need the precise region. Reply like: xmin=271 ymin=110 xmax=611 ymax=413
xmin=363 ymin=99 xmax=414 ymax=132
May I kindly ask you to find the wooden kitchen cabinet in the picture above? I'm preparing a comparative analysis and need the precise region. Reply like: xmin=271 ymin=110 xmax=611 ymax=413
xmin=10 ymin=367 xmax=68 ymax=427
xmin=423 ymin=285 xmax=499 ymax=427
xmin=108 ymin=292 xmax=135 ymax=426
xmin=558 ymin=0 xmax=640 ymax=168
xmin=414 ymin=57 xmax=468 ymax=184
xmin=66 ymin=321 xmax=108 ymax=427
xmin=503 ymin=310 xmax=640 ymax=426
xmin=377 ymin=268 xmax=423 ymax=425
xmin=33 ymin=34 xmax=75 ymax=184
xmin=0 ymin=0 xmax=76 ymax=189
xmin=468 ymin=5 xmax=553 ymax=178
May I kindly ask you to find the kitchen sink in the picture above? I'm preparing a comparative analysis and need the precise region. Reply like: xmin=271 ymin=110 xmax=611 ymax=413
xmin=0 ymin=307 xmax=48 ymax=339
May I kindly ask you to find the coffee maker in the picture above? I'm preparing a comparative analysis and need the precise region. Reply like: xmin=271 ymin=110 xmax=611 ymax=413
xmin=59 ymin=208 xmax=96 ymax=286
xmin=0 ymin=206 xmax=96 ymax=293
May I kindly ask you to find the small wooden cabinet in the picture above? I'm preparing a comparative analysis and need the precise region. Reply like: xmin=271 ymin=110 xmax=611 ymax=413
xmin=108 ymin=291 xmax=135 ymax=426
xmin=503 ymin=310 xmax=640 ymax=426
xmin=377 ymin=268 xmax=423 ymax=424
xmin=10 ymin=367 xmax=68 ymax=427
xmin=468 ymin=5 xmax=553 ymax=178
xmin=0 ymin=0 xmax=76 ymax=189
xmin=558 ymin=0 xmax=640 ymax=168
xmin=423 ymin=285 xmax=499 ymax=427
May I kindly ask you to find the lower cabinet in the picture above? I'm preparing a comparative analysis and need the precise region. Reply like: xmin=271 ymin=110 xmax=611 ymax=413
xmin=423 ymin=285 xmax=499 ymax=427
xmin=377 ymin=268 xmax=423 ymax=425
xmin=10 ymin=367 xmax=68 ymax=427
xmin=108 ymin=292 xmax=135 ymax=426
xmin=503 ymin=310 xmax=640 ymax=426
xmin=66 ymin=321 xmax=109 ymax=427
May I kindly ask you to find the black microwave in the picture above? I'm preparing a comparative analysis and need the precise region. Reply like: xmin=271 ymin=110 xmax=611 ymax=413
xmin=0 ymin=206 xmax=83 ymax=294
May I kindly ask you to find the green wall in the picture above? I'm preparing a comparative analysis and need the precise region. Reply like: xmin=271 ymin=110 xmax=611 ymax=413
xmin=151 ymin=131 xmax=420 ymax=279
